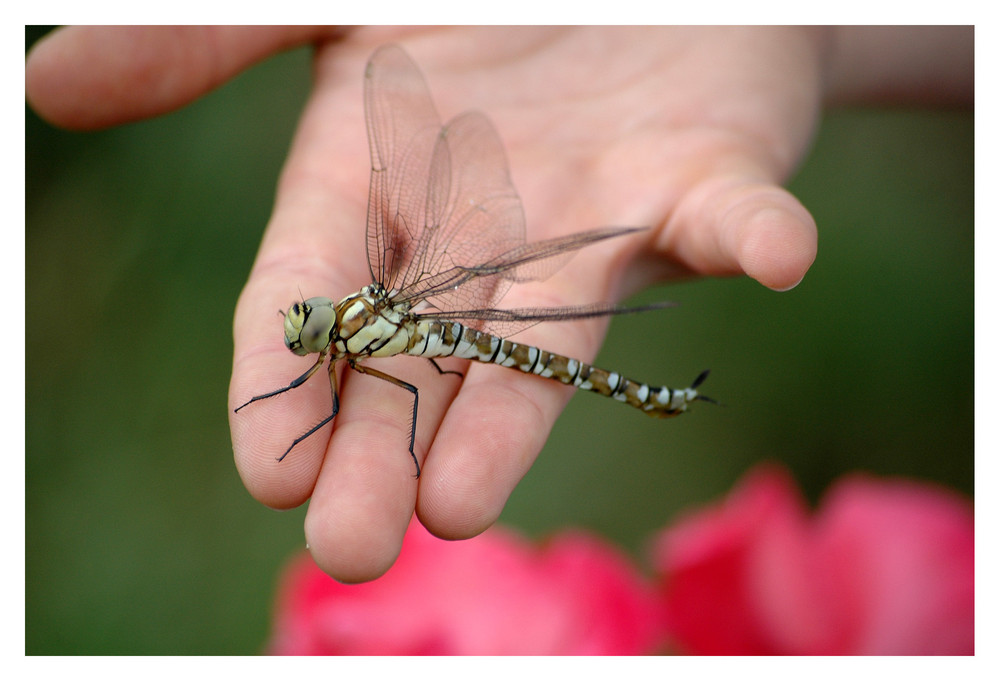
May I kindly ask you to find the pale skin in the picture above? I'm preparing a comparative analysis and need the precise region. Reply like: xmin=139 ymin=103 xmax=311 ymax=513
xmin=26 ymin=26 xmax=972 ymax=583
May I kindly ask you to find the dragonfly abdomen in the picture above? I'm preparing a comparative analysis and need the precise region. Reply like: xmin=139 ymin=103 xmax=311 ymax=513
xmin=407 ymin=319 xmax=701 ymax=417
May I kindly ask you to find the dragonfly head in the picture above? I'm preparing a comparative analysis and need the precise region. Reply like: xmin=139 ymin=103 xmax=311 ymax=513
xmin=283 ymin=297 xmax=336 ymax=356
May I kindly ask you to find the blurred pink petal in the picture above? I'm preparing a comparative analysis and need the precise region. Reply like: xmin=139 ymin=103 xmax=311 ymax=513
xmin=267 ymin=520 xmax=662 ymax=655
xmin=653 ymin=464 xmax=973 ymax=655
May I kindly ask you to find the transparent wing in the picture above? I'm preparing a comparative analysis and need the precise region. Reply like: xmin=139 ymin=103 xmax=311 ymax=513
xmin=416 ymin=299 xmax=677 ymax=340
xmin=395 ymin=110 xmax=527 ymax=315
xmin=395 ymin=225 xmax=646 ymax=308
xmin=364 ymin=44 xmax=443 ymax=290
xmin=365 ymin=45 xmax=529 ymax=311
xmin=364 ymin=45 xmax=644 ymax=331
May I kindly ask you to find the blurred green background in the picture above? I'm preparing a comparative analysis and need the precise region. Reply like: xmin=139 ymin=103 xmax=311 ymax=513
xmin=26 ymin=27 xmax=973 ymax=654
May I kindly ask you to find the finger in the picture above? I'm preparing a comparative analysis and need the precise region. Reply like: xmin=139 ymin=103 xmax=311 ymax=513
xmin=229 ymin=214 xmax=369 ymax=510
xmin=229 ymin=51 xmax=373 ymax=508
xmin=26 ymin=25 xmax=333 ymax=129
xmin=303 ymin=353 xmax=462 ymax=583
xmin=415 ymin=267 xmax=619 ymax=539
xmin=417 ymin=357 xmax=565 ymax=540
xmin=228 ymin=267 xmax=343 ymax=510
xmin=665 ymin=174 xmax=818 ymax=291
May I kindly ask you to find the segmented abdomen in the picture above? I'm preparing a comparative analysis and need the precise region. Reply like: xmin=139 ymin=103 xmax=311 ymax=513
xmin=405 ymin=319 xmax=698 ymax=417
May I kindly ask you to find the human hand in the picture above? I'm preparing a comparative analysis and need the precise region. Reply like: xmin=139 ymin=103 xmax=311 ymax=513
xmin=28 ymin=26 xmax=826 ymax=582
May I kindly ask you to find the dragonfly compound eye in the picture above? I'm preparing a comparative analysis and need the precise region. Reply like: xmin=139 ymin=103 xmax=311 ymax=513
xmin=284 ymin=297 xmax=336 ymax=355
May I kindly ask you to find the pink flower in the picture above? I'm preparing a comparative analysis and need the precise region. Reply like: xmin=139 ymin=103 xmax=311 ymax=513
xmin=653 ymin=464 xmax=974 ymax=655
xmin=267 ymin=519 xmax=663 ymax=655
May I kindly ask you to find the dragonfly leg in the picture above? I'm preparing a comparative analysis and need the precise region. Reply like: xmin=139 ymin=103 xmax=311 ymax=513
xmin=276 ymin=400 xmax=337 ymax=461
xmin=348 ymin=360 xmax=422 ymax=478
xmin=426 ymin=358 xmax=463 ymax=378
xmin=276 ymin=358 xmax=341 ymax=461
xmin=234 ymin=352 xmax=328 ymax=412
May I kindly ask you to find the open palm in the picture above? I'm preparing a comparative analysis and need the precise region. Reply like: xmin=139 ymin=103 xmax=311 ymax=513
xmin=28 ymin=26 xmax=819 ymax=582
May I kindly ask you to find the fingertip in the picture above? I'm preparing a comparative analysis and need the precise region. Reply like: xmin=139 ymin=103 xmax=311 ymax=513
xmin=737 ymin=202 xmax=817 ymax=291
xmin=229 ymin=338 xmax=335 ymax=509
xmin=301 ymin=418 xmax=421 ymax=583
xmin=671 ymin=177 xmax=817 ymax=290
xmin=417 ymin=463 xmax=502 ymax=541
xmin=306 ymin=530 xmax=403 ymax=585
xmin=26 ymin=28 xmax=81 ymax=127
xmin=26 ymin=26 xmax=325 ymax=130
xmin=416 ymin=375 xmax=557 ymax=539
xmin=27 ymin=26 xmax=186 ymax=129
xmin=303 ymin=489 xmax=411 ymax=584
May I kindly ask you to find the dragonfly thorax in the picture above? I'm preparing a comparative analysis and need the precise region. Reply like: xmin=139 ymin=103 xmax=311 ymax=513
xmin=283 ymin=288 xmax=412 ymax=361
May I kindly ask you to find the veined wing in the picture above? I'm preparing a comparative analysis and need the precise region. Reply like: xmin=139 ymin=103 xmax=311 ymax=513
xmin=364 ymin=46 xmax=528 ymax=316
xmin=416 ymin=299 xmax=677 ymax=340
xmin=364 ymin=44 xmax=443 ymax=292
xmin=394 ymin=226 xmax=645 ymax=306
xmin=364 ymin=46 xmax=651 ymax=329
xmin=399 ymin=111 xmax=527 ymax=314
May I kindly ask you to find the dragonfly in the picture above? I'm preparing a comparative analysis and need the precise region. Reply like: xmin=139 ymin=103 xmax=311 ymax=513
xmin=235 ymin=44 xmax=713 ymax=477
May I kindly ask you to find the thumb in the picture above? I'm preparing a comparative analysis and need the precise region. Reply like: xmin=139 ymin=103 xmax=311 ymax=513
xmin=26 ymin=25 xmax=333 ymax=130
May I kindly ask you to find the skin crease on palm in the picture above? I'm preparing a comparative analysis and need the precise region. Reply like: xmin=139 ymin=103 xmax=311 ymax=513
xmin=26 ymin=26 xmax=972 ymax=583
